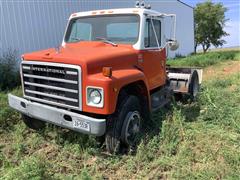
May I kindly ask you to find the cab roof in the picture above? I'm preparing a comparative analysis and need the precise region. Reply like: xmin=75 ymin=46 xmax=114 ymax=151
xmin=69 ymin=8 xmax=161 ymax=19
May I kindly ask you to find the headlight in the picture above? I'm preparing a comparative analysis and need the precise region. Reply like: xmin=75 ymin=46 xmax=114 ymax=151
xmin=87 ymin=87 xmax=104 ymax=107
xmin=89 ymin=89 xmax=101 ymax=104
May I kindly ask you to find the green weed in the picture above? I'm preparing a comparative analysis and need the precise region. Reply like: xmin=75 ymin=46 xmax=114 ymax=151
xmin=167 ymin=50 xmax=240 ymax=67
xmin=1 ymin=156 xmax=50 ymax=180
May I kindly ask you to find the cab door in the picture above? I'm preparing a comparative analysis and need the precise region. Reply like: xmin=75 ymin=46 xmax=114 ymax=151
xmin=140 ymin=18 xmax=167 ymax=90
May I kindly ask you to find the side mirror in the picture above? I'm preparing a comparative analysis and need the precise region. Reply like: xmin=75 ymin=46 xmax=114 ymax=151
xmin=167 ymin=40 xmax=179 ymax=51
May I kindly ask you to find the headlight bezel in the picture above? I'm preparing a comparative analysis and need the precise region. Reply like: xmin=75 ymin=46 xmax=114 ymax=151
xmin=86 ymin=86 xmax=104 ymax=108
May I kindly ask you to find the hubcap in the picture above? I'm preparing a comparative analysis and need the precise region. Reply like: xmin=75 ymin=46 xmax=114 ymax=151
xmin=123 ymin=111 xmax=141 ymax=145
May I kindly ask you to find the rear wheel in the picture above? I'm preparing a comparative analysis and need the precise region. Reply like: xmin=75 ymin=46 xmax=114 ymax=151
xmin=105 ymin=95 xmax=142 ymax=154
xmin=189 ymin=71 xmax=199 ymax=100
xmin=22 ymin=114 xmax=45 ymax=130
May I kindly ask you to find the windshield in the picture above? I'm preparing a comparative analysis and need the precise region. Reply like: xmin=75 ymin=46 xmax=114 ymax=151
xmin=65 ymin=14 xmax=140 ymax=45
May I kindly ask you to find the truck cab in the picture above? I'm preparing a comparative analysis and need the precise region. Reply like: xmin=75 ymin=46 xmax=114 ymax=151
xmin=8 ymin=4 xmax=201 ymax=154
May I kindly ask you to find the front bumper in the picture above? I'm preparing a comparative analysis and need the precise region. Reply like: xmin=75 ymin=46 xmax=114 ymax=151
xmin=8 ymin=94 xmax=106 ymax=136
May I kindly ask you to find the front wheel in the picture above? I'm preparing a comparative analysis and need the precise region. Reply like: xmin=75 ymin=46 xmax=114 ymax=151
xmin=105 ymin=95 xmax=142 ymax=154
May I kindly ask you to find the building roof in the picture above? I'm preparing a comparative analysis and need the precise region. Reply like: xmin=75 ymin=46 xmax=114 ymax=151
xmin=177 ymin=0 xmax=194 ymax=9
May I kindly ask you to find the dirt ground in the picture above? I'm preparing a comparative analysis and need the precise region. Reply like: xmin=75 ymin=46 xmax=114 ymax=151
xmin=203 ymin=60 xmax=240 ymax=81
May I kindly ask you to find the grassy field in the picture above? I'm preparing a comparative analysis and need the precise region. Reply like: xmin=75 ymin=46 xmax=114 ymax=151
xmin=167 ymin=50 xmax=240 ymax=67
xmin=0 ymin=51 xmax=240 ymax=179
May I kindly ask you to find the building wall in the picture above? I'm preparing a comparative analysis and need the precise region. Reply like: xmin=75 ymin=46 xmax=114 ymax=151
xmin=0 ymin=0 xmax=102 ymax=56
xmin=0 ymin=0 xmax=194 ymax=58
xmin=150 ymin=1 xmax=195 ymax=57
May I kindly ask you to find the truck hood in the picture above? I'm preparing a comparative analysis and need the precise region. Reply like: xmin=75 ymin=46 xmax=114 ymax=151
xmin=23 ymin=42 xmax=138 ymax=73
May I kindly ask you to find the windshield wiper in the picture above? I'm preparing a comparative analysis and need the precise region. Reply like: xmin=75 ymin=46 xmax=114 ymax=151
xmin=95 ymin=37 xmax=118 ymax=47
xmin=70 ymin=37 xmax=84 ymax=42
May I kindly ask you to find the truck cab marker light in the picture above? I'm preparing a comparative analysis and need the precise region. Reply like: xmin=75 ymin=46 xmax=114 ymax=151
xmin=71 ymin=13 xmax=77 ymax=17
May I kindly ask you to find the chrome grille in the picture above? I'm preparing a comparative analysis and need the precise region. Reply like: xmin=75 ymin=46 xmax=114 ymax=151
xmin=21 ymin=61 xmax=82 ymax=110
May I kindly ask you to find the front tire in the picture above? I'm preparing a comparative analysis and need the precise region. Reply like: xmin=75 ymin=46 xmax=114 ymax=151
xmin=105 ymin=95 xmax=142 ymax=154
xmin=22 ymin=114 xmax=46 ymax=130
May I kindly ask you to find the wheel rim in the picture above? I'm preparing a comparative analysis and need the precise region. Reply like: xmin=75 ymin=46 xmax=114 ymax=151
xmin=123 ymin=111 xmax=141 ymax=145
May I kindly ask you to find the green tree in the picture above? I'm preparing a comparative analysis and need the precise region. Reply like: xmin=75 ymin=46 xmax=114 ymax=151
xmin=194 ymin=1 xmax=229 ymax=53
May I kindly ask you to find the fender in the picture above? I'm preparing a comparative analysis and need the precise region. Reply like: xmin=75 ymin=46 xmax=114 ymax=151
xmin=83 ymin=68 xmax=150 ymax=115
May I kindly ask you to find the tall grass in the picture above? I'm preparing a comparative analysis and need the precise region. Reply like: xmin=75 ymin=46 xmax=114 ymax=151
xmin=1 ymin=156 xmax=49 ymax=180
xmin=199 ymin=73 xmax=240 ymax=131
xmin=167 ymin=50 xmax=240 ymax=67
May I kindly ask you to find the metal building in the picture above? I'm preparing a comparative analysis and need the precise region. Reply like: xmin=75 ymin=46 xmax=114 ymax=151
xmin=0 ymin=0 xmax=194 ymax=58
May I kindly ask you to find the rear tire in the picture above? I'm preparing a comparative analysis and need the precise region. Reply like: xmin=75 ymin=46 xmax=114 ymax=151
xmin=22 ymin=114 xmax=45 ymax=130
xmin=189 ymin=71 xmax=199 ymax=101
xmin=105 ymin=95 xmax=142 ymax=154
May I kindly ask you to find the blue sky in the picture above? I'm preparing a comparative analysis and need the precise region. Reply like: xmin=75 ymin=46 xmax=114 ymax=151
xmin=183 ymin=0 xmax=240 ymax=48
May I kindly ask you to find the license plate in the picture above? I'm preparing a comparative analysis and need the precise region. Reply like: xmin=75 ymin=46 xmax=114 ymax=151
xmin=73 ymin=119 xmax=90 ymax=131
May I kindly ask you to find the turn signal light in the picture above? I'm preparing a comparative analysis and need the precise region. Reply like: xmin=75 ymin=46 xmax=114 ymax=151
xmin=102 ymin=67 xmax=112 ymax=77
xmin=71 ymin=13 xmax=77 ymax=17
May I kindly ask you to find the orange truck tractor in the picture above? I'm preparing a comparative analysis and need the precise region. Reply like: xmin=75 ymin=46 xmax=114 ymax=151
xmin=8 ymin=2 xmax=202 ymax=153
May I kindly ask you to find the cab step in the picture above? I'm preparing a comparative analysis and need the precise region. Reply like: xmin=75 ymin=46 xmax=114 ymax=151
xmin=151 ymin=86 xmax=173 ymax=112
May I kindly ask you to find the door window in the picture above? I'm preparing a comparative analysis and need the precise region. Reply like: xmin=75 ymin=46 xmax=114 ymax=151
xmin=144 ymin=19 xmax=161 ymax=48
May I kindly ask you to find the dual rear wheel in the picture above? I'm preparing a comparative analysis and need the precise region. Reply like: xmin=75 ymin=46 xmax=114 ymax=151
xmin=189 ymin=71 xmax=200 ymax=100
xmin=174 ymin=70 xmax=200 ymax=101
